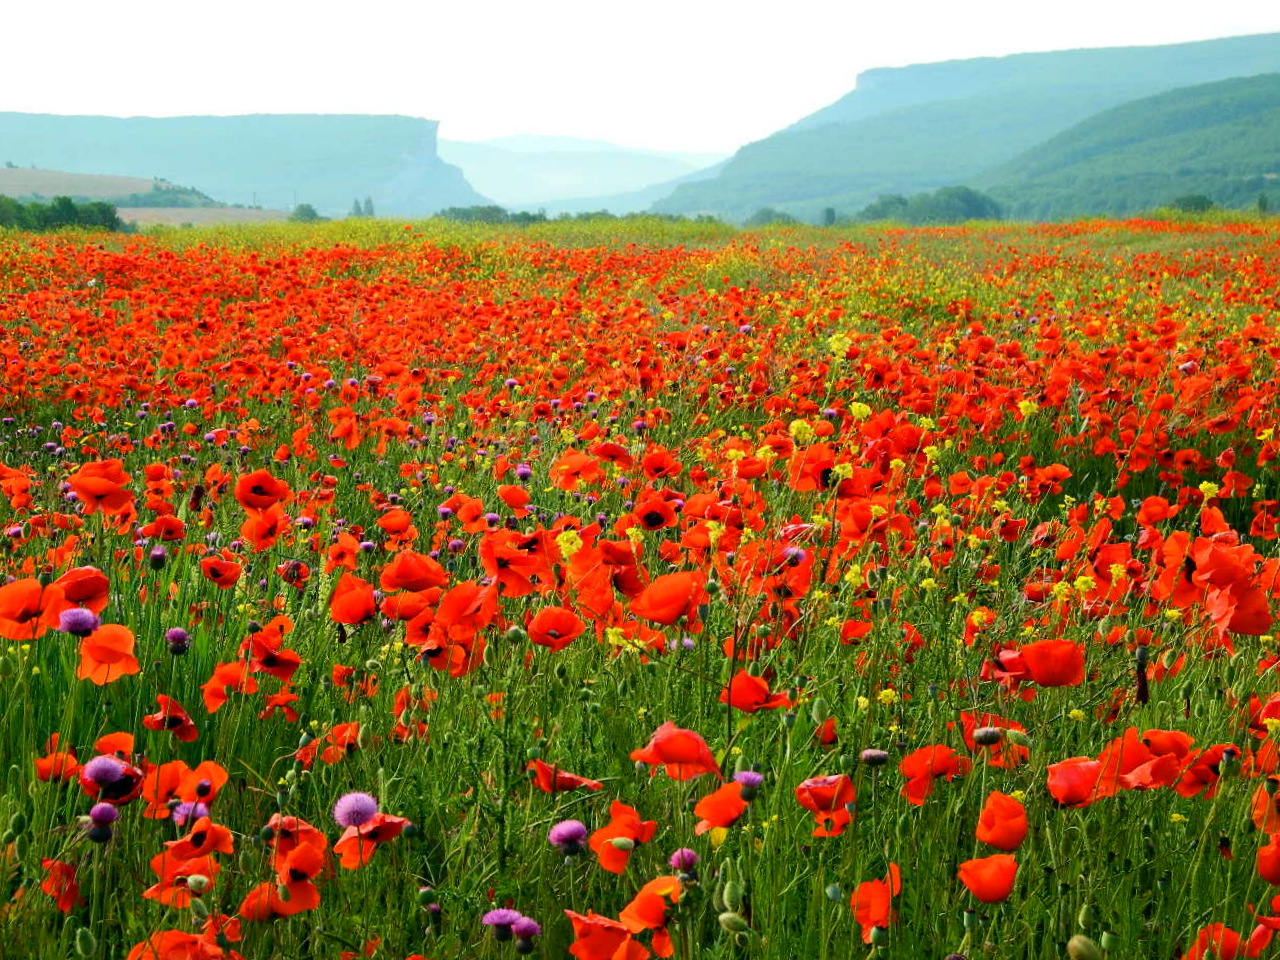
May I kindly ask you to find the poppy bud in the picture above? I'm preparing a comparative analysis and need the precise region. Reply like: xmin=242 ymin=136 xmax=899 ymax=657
xmin=190 ymin=896 xmax=210 ymax=921
xmin=723 ymin=880 xmax=745 ymax=912
xmin=418 ymin=886 xmax=437 ymax=905
xmin=8 ymin=811 xmax=26 ymax=835
xmin=74 ymin=928 xmax=97 ymax=958
xmin=705 ymin=579 xmax=721 ymax=596
xmin=1077 ymin=903 xmax=1094 ymax=929
xmin=1066 ymin=935 xmax=1102 ymax=960
xmin=870 ymin=926 xmax=890 ymax=946
xmin=973 ymin=727 xmax=1002 ymax=747
xmin=718 ymin=912 xmax=749 ymax=933
xmin=1005 ymin=730 xmax=1031 ymax=748
xmin=609 ymin=837 xmax=635 ymax=852
xmin=1099 ymin=932 xmax=1120 ymax=950
xmin=824 ymin=883 xmax=843 ymax=902
xmin=185 ymin=874 xmax=210 ymax=894
xmin=810 ymin=698 xmax=830 ymax=725
xmin=504 ymin=626 xmax=527 ymax=644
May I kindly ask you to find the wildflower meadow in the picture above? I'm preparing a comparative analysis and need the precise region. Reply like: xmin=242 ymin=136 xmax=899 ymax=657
xmin=1 ymin=216 xmax=1279 ymax=959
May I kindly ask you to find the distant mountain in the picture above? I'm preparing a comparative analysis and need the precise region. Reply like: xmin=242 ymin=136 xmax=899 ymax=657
xmin=0 ymin=167 xmax=217 ymax=207
xmin=977 ymin=73 xmax=1280 ymax=219
xmin=438 ymin=136 xmax=728 ymax=208
xmin=0 ymin=113 xmax=488 ymax=217
xmin=509 ymin=161 xmax=729 ymax=217
xmin=653 ymin=32 xmax=1280 ymax=222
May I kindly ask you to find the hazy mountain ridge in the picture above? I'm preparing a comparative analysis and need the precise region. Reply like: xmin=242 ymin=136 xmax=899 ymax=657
xmin=654 ymin=31 xmax=1280 ymax=221
xmin=977 ymin=73 xmax=1280 ymax=219
xmin=0 ymin=113 xmax=488 ymax=217
xmin=438 ymin=136 xmax=727 ymax=208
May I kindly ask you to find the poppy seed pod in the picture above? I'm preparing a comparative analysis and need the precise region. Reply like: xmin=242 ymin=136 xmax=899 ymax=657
xmin=1067 ymin=935 xmax=1102 ymax=960
xmin=718 ymin=912 xmax=749 ymax=933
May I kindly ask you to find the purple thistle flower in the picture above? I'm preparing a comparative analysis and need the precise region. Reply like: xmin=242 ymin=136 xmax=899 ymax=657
xmin=333 ymin=791 xmax=379 ymax=828
xmin=548 ymin=818 xmax=588 ymax=855
xmin=512 ymin=917 xmax=541 ymax=939
xmin=58 ymin=608 xmax=100 ymax=637
xmin=669 ymin=847 xmax=700 ymax=871
xmin=483 ymin=908 xmax=524 ymax=941
xmin=88 ymin=803 xmax=119 ymax=825
xmin=82 ymin=756 xmax=125 ymax=786
xmin=172 ymin=801 xmax=210 ymax=826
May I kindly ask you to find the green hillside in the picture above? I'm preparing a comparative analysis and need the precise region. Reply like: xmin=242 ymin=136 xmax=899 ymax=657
xmin=653 ymin=32 xmax=1280 ymax=222
xmin=0 ymin=114 xmax=488 ymax=218
xmin=977 ymin=74 xmax=1280 ymax=219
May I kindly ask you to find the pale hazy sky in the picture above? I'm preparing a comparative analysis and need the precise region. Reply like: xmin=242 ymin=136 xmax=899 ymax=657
xmin=4 ymin=1 xmax=1280 ymax=153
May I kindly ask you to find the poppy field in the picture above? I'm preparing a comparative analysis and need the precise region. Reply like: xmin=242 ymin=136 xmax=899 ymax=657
xmin=2 ymin=216 xmax=1280 ymax=959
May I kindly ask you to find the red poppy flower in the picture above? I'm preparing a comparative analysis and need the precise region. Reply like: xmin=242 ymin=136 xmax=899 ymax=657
xmin=34 ymin=734 xmax=79 ymax=782
xmin=975 ymin=791 xmax=1028 ymax=851
xmin=1047 ymin=757 xmax=1103 ymax=808
xmin=201 ymin=661 xmax=259 ymax=713
xmin=850 ymin=863 xmax=902 ymax=944
xmin=144 ymin=851 xmax=221 ymax=907
xmin=795 ymin=774 xmax=855 ymax=837
xmin=200 ymin=555 xmax=243 ymax=590
xmin=54 ymin=566 xmax=110 ymax=613
xmin=590 ymin=800 xmax=658 ymax=874
xmin=957 ymin=854 xmax=1018 ymax=903
xmin=234 ymin=468 xmax=291 ymax=513
xmin=528 ymin=606 xmax=587 ymax=652
xmin=379 ymin=550 xmax=448 ymax=593
xmin=40 ymin=858 xmax=83 ymax=913
xmin=239 ymin=879 xmax=320 ymax=922
xmin=631 ymin=571 xmax=708 ymax=628
xmin=899 ymin=744 xmax=972 ymax=805
xmin=630 ymin=722 xmax=721 ymax=781
xmin=142 ymin=695 xmax=199 ymax=742
xmin=333 ymin=812 xmax=410 ymax=869
xmin=78 ymin=624 xmax=141 ymax=685
xmin=565 ymin=910 xmax=641 ymax=960
xmin=140 ymin=515 xmax=187 ymax=542
xmin=693 ymin=782 xmax=748 ymax=834
xmin=1019 ymin=639 xmax=1086 ymax=687
xmin=1259 ymin=835 xmax=1280 ymax=885
xmin=720 ymin=671 xmax=793 ymax=713
xmin=166 ymin=817 xmax=235 ymax=859
xmin=528 ymin=759 xmax=603 ymax=793
xmin=0 ymin=577 xmax=68 ymax=641
xmin=329 ymin=573 xmax=378 ymax=625
xmin=620 ymin=875 xmax=682 ymax=958
xmin=68 ymin=459 xmax=133 ymax=515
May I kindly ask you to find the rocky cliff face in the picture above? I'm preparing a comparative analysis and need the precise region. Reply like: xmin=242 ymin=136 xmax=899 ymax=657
xmin=0 ymin=113 xmax=489 ymax=216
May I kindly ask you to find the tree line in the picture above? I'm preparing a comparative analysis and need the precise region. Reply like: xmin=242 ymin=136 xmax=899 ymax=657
xmin=0 ymin=195 xmax=123 ymax=231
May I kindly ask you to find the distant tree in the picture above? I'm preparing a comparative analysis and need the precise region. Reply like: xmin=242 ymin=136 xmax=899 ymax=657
xmin=289 ymin=203 xmax=322 ymax=223
xmin=1169 ymin=194 xmax=1214 ymax=213
xmin=822 ymin=207 xmax=836 ymax=227
xmin=857 ymin=195 xmax=910 ymax=221
xmin=349 ymin=199 xmax=364 ymax=218
xmin=362 ymin=197 xmax=375 ymax=218
xmin=1259 ymin=193 xmax=1270 ymax=215
xmin=0 ymin=196 xmax=30 ymax=228
xmin=744 ymin=207 xmax=797 ymax=227
xmin=46 ymin=196 xmax=81 ymax=229
xmin=439 ymin=205 xmax=510 ymax=224
xmin=4 ymin=161 xmax=14 ymax=169
xmin=79 ymin=202 xmax=122 ymax=231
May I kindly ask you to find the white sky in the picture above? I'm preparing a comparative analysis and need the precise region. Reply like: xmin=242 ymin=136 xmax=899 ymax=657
xmin=4 ymin=1 xmax=1280 ymax=154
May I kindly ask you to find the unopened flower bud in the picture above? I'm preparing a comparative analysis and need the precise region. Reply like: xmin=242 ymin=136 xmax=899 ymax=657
xmin=1066 ymin=935 xmax=1103 ymax=960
